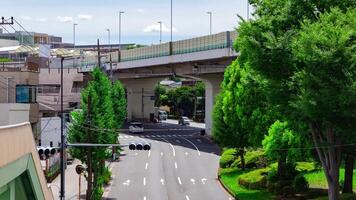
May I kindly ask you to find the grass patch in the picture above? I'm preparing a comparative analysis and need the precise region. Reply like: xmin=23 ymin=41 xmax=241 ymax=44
xmin=311 ymin=193 xmax=356 ymax=200
xmin=220 ymin=168 xmax=275 ymax=200
xmin=304 ymin=169 xmax=356 ymax=190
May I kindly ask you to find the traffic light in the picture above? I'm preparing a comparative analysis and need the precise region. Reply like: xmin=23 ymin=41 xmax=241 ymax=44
xmin=37 ymin=147 xmax=57 ymax=159
xmin=128 ymin=142 xmax=151 ymax=151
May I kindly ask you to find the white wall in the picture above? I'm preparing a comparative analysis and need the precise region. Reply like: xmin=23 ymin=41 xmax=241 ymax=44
xmin=40 ymin=117 xmax=61 ymax=147
xmin=0 ymin=103 xmax=30 ymax=126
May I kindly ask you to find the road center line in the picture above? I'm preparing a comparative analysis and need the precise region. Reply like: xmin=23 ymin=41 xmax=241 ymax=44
xmin=143 ymin=177 xmax=146 ymax=186
xmin=177 ymin=177 xmax=182 ymax=185
xmin=174 ymin=162 xmax=178 ymax=169
xmin=179 ymin=136 xmax=201 ymax=156
xmin=185 ymin=195 xmax=190 ymax=200
xmin=145 ymin=162 xmax=148 ymax=170
xmin=144 ymin=196 xmax=147 ymax=200
xmin=161 ymin=138 xmax=176 ymax=157
xmin=148 ymin=150 xmax=151 ymax=158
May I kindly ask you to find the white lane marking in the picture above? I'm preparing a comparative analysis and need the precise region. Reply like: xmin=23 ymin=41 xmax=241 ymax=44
xmin=177 ymin=177 xmax=182 ymax=185
xmin=161 ymin=138 xmax=176 ymax=157
xmin=145 ymin=162 xmax=149 ymax=170
xmin=148 ymin=150 xmax=151 ymax=158
xmin=176 ymin=139 xmax=181 ymax=143
xmin=123 ymin=179 xmax=130 ymax=186
xmin=143 ymin=177 xmax=146 ymax=186
xmin=143 ymin=196 xmax=147 ymax=200
xmin=133 ymin=153 xmax=138 ymax=156
xmin=201 ymin=178 xmax=207 ymax=184
xmin=185 ymin=195 xmax=190 ymax=200
xmin=155 ymin=141 xmax=159 ymax=143
xmin=174 ymin=162 xmax=178 ymax=169
xmin=190 ymin=178 xmax=195 ymax=184
xmin=160 ymin=152 xmax=164 ymax=156
xmin=180 ymin=136 xmax=201 ymax=156
xmin=197 ymin=139 xmax=202 ymax=143
xmin=160 ymin=178 xmax=165 ymax=185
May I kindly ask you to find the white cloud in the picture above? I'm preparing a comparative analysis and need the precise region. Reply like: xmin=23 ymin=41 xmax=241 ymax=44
xmin=143 ymin=23 xmax=177 ymax=33
xmin=21 ymin=16 xmax=32 ymax=21
xmin=78 ymin=14 xmax=93 ymax=20
xmin=57 ymin=16 xmax=73 ymax=23
xmin=36 ymin=17 xmax=47 ymax=22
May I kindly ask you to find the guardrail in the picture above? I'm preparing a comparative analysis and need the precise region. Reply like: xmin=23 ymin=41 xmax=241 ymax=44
xmin=55 ymin=30 xmax=238 ymax=69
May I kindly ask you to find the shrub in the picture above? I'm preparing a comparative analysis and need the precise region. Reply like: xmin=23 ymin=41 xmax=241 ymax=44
xmin=231 ymin=150 xmax=266 ymax=169
xmin=292 ymin=174 xmax=309 ymax=193
xmin=220 ymin=149 xmax=237 ymax=168
xmin=238 ymin=168 xmax=269 ymax=189
xmin=296 ymin=162 xmax=316 ymax=173
xmin=102 ymin=167 xmax=112 ymax=185
xmin=267 ymin=168 xmax=279 ymax=183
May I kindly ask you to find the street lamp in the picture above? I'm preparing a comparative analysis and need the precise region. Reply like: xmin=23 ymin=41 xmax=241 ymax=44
xmin=157 ymin=21 xmax=162 ymax=44
xmin=170 ymin=0 xmax=173 ymax=42
xmin=73 ymin=23 xmax=78 ymax=48
xmin=119 ymin=11 xmax=124 ymax=50
xmin=207 ymin=12 xmax=212 ymax=35
xmin=73 ymin=23 xmax=78 ymax=67
xmin=106 ymin=28 xmax=111 ymax=49
xmin=247 ymin=0 xmax=250 ymax=20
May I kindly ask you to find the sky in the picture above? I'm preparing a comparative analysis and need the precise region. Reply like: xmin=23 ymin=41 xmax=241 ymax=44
xmin=1 ymin=0 xmax=250 ymax=45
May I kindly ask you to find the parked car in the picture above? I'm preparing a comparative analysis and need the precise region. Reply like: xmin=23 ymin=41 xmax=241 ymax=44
xmin=129 ymin=122 xmax=144 ymax=133
xmin=178 ymin=116 xmax=190 ymax=125
xmin=158 ymin=110 xmax=168 ymax=120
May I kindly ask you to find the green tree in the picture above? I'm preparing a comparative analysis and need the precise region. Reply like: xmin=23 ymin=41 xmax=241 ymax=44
xmin=263 ymin=121 xmax=302 ymax=181
xmin=291 ymin=9 xmax=356 ymax=198
xmin=111 ymin=81 xmax=127 ymax=128
xmin=213 ymin=60 xmax=273 ymax=169
xmin=154 ymin=84 xmax=167 ymax=107
xmin=68 ymin=67 xmax=125 ymax=199
xmin=236 ymin=0 xmax=355 ymax=198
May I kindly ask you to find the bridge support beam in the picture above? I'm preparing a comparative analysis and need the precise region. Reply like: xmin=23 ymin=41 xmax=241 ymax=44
xmin=189 ymin=74 xmax=223 ymax=136
xmin=121 ymin=78 xmax=161 ymax=122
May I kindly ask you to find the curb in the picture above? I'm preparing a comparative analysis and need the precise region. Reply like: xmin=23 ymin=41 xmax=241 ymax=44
xmin=217 ymin=170 xmax=238 ymax=200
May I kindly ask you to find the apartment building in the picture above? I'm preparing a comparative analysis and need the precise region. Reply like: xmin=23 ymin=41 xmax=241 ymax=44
xmin=0 ymin=29 xmax=69 ymax=48
xmin=0 ymin=62 xmax=39 ymax=138
xmin=37 ymin=67 xmax=84 ymax=117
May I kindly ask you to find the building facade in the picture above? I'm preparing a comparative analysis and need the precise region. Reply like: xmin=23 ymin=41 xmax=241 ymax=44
xmin=0 ymin=62 xmax=39 ymax=138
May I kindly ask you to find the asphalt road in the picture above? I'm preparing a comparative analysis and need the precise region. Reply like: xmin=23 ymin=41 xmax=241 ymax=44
xmin=105 ymin=122 xmax=233 ymax=200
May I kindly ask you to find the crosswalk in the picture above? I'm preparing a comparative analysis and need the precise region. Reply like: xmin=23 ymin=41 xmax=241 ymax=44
xmin=118 ymin=134 xmax=196 ymax=139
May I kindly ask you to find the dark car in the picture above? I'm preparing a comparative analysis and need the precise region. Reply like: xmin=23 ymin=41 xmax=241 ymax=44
xmin=178 ymin=116 xmax=190 ymax=125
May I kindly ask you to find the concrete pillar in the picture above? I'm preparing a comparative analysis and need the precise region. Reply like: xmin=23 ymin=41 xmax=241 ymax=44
xmin=201 ymin=74 xmax=223 ymax=136
xmin=121 ymin=78 xmax=161 ymax=121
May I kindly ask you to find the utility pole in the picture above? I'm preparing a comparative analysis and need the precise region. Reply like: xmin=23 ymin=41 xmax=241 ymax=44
xmin=86 ymin=95 xmax=93 ymax=200
xmin=0 ymin=16 xmax=14 ymax=25
xmin=60 ymin=57 xmax=65 ymax=200
xmin=141 ymin=88 xmax=144 ymax=121
xmin=97 ymin=39 xmax=101 ymax=68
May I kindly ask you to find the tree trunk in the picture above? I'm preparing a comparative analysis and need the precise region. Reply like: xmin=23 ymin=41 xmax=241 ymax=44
xmin=310 ymin=122 xmax=341 ymax=200
xmin=342 ymin=154 xmax=354 ymax=193
xmin=86 ymin=147 xmax=92 ymax=200
xmin=239 ymin=149 xmax=245 ymax=170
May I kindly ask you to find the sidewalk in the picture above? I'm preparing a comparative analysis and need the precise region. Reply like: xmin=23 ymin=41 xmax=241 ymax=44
xmin=164 ymin=118 xmax=206 ymax=129
xmin=50 ymin=159 xmax=87 ymax=200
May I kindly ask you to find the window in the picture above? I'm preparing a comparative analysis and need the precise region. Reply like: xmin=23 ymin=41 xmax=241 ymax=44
xmin=16 ymin=85 xmax=36 ymax=103
xmin=37 ymin=84 xmax=60 ymax=94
